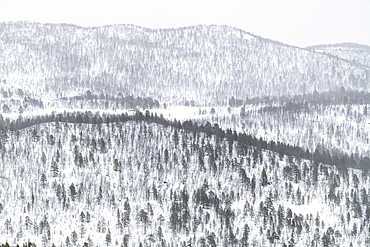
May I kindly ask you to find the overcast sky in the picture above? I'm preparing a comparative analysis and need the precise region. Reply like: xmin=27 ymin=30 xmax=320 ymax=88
xmin=1 ymin=0 xmax=369 ymax=47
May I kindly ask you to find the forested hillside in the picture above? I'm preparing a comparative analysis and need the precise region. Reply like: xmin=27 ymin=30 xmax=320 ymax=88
xmin=189 ymin=101 xmax=370 ymax=161
xmin=0 ymin=112 xmax=370 ymax=246
xmin=1 ymin=21 xmax=370 ymax=247
xmin=1 ymin=22 xmax=369 ymax=106
xmin=307 ymin=43 xmax=370 ymax=68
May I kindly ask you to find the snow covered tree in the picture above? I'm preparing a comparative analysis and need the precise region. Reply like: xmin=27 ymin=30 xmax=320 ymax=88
xmin=50 ymin=160 xmax=59 ymax=177
xmin=172 ymin=130 xmax=179 ymax=148
xmin=157 ymin=226 xmax=163 ymax=242
xmin=41 ymin=234 xmax=49 ymax=247
xmin=105 ymin=228 xmax=111 ymax=246
xmin=71 ymin=230 xmax=78 ymax=245
xmin=288 ymin=231 xmax=295 ymax=247
xmin=240 ymin=223 xmax=250 ymax=246
xmin=86 ymin=212 xmax=91 ymax=223
xmin=136 ymin=209 xmax=151 ymax=233
xmin=123 ymin=198 xmax=131 ymax=227
xmin=87 ymin=236 xmax=94 ymax=247
xmin=113 ymin=159 xmax=122 ymax=172
xmin=41 ymin=151 xmax=46 ymax=164
xmin=80 ymin=211 xmax=85 ymax=222
xmin=116 ymin=208 xmax=122 ymax=232
xmin=261 ymin=167 xmax=268 ymax=186
xmin=65 ymin=236 xmax=71 ymax=247
xmin=69 ymin=183 xmax=77 ymax=201
xmin=79 ymin=223 xmax=86 ymax=238
xmin=4 ymin=218 xmax=12 ymax=234
xmin=40 ymin=173 xmax=47 ymax=189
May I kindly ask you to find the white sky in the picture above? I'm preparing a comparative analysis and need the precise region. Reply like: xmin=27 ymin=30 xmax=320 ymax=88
xmin=0 ymin=0 xmax=369 ymax=47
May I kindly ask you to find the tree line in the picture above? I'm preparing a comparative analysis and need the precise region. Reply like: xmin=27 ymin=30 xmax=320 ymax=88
xmin=0 ymin=109 xmax=368 ymax=174
xmin=229 ymin=87 xmax=370 ymax=107
xmin=61 ymin=90 xmax=160 ymax=110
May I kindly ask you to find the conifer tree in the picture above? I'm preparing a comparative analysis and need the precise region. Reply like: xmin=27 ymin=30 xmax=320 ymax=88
xmin=105 ymin=228 xmax=111 ymax=246
xmin=41 ymin=234 xmax=48 ymax=247
xmin=50 ymin=160 xmax=59 ymax=177
xmin=87 ymin=236 xmax=94 ymax=247
xmin=240 ymin=223 xmax=250 ymax=247
xmin=4 ymin=219 xmax=12 ymax=234
xmin=113 ymin=159 xmax=122 ymax=172
xmin=261 ymin=167 xmax=268 ymax=186
xmin=65 ymin=236 xmax=71 ymax=247
xmin=288 ymin=231 xmax=295 ymax=247
xmin=172 ymin=130 xmax=179 ymax=148
xmin=86 ymin=212 xmax=91 ymax=223
xmin=40 ymin=173 xmax=47 ymax=189
xmin=157 ymin=226 xmax=163 ymax=242
xmin=41 ymin=151 xmax=46 ymax=164
xmin=116 ymin=208 xmax=123 ymax=232
xmin=71 ymin=230 xmax=78 ymax=245
xmin=69 ymin=183 xmax=77 ymax=201
xmin=79 ymin=224 xmax=86 ymax=238
xmin=80 ymin=211 xmax=85 ymax=222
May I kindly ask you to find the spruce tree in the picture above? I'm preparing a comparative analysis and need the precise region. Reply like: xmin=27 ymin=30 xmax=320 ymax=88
xmin=105 ymin=228 xmax=111 ymax=246
xmin=50 ymin=161 xmax=59 ymax=177
xmin=240 ymin=223 xmax=250 ymax=246
xmin=261 ymin=167 xmax=268 ymax=186
xmin=40 ymin=173 xmax=47 ymax=189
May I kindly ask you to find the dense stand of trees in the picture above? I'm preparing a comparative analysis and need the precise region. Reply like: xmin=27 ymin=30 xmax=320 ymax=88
xmin=1 ymin=110 xmax=368 ymax=173
xmin=0 ymin=111 xmax=370 ymax=246
xmin=61 ymin=90 xmax=160 ymax=110
xmin=1 ymin=22 xmax=368 ymax=106
xmin=229 ymin=88 xmax=370 ymax=107
xmin=0 ymin=85 xmax=160 ymax=114
xmin=0 ymin=242 xmax=36 ymax=247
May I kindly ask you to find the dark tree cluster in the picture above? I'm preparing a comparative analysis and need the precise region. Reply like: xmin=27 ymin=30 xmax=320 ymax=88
xmin=1 ymin=109 xmax=369 ymax=173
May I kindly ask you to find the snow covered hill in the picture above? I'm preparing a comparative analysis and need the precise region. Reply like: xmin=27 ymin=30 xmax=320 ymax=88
xmin=306 ymin=43 xmax=370 ymax=68
xmin=0 ymin=22 xmax=369 ymax=106
xmin=0 ymin=113 xmax=369 ymax=246
xmin=178 ymin=102 xmax=370 ymax=162
xmin=1 ymin=21 xmax=370 ymax=247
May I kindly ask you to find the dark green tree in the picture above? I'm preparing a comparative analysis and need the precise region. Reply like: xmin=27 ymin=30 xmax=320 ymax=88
xmin=50 ymin=161 xmax=59 ymax=177
xmin=4 ymin=218 xmax=12 ymax=234
xmin=288 ymin=231 xmax=295 ymax=247
xmin=105 ymin=228 xmax=111 ymax=246
xmin=86 ymin=212 xmax=91 ymax=223
xmin=113 ymin=159 xmax=122 ymax=172
xmin=80 ymin=211 xmax=85 ymax=222
xmin=136 ymin=209 xmax=151 ymax=233
xmin=40 ymin=173 xmax=47 ymax=189
xmin=69 ymin=183 xmax=77 ymax=201
xmin=123 ymin=198 xmax=131 ymax=227
xmin=172 ymin=130 xmax=179 ymax=148
xmin=240 ymin=223 xmax=250 ymax=246
xmin=79 ymin=224 xmax=86 ymax=238
xmin=41 ymin=152 xmax=46 ymax=164
xmin=65 ymin=236 xmax=70 ymax=247
xmin=71 ymin=231 xmax=78 ymax=245
xmin=261 ymin=167 xmax=268 ymax=187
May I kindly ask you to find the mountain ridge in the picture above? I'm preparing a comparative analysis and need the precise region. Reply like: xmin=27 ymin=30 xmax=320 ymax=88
xmin=1 ymin=21 xmax=369 ymax=106
xmin=306 ymin=42 xmax=370 ymax=68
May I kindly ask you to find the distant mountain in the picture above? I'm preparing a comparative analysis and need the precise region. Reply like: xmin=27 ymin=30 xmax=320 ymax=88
xmin=306 ymin=43 xmax=370 ymax=68
xmin=0 ymin=22 xmax=369 ymax=105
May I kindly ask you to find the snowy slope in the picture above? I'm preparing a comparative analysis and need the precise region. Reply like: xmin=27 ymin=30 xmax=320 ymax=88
xmin=0 ymin=22 xmax=369 ymax=106
xmin=0 ymin=116 xmax=369 ymax=246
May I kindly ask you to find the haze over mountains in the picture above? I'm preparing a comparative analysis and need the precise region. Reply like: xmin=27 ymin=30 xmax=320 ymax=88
xmin=1 ymin=22 xmax=369 ymax=106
